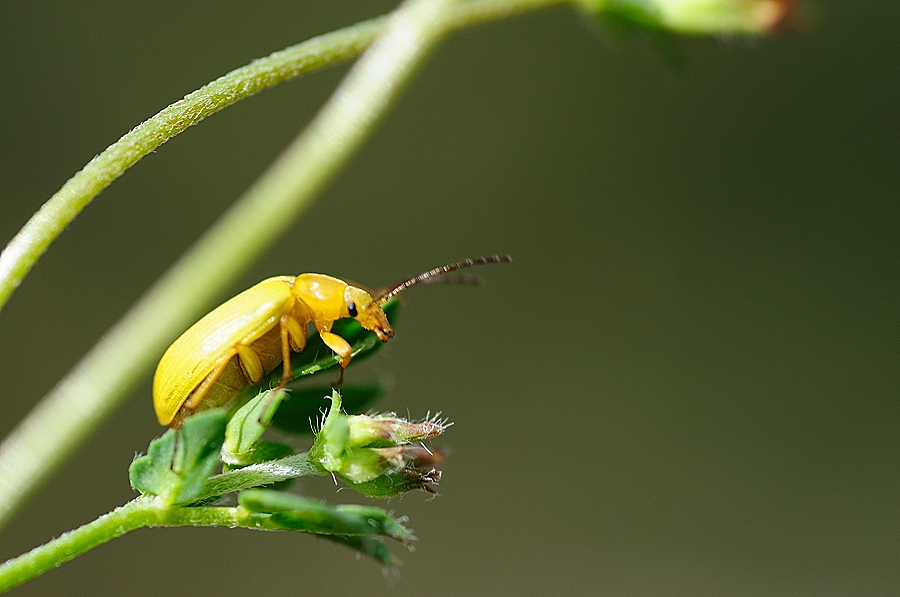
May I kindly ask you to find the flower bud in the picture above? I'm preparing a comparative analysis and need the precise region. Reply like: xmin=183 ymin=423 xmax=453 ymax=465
xmin=309 ymin=391 xmax=450 ymax=494
xmin=336 ymin=446 xmax=407 ymax=484
xmin=346 ymin=413 xmax=446 ymax=449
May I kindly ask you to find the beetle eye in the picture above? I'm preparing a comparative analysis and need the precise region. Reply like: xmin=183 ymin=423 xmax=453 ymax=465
xmin=347 ymin=301 xmax=358 ymax=317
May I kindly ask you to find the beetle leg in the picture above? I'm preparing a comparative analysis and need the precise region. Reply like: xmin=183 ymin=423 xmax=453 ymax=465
xmin=319 ymin=331 xmax=352 ymax=384
xmin=276 ymin=315 xmax=301 ymax=388
xmin=236 ymin=345 xmax=264 ymax=384
xmin=285 ymin=315 xmax=307 ymax=352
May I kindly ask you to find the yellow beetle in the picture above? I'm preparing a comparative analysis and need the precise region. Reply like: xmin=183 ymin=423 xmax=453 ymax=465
xmin=153 ymin=255 xmax=511 ymax=427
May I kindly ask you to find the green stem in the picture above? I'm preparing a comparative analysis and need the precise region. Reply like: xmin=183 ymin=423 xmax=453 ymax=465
xmin=0 ymin=0 xmax=571 ymax=316
xmin=0 ymin=496 xmax=157 ymax=593
xmin=0 ymin=492 xmax=381 ymax=593
xmin=0 ymin=0 xmax=573 ymax=531
xmin=0 ymin=17 xmax=385 ymax=314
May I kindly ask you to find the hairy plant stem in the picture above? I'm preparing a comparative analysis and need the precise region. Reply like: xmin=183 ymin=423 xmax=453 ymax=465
xmin=0 ymin=497 xmax=158 ymax=593
xmin=0 ymin=497 xmax=380 ymax=594
xmin=0 ymin=0 xmax=572 ymax=532
xmin=0 ymin=448 xmax=322 ymax=595
xmin=0 ymin=0 xmax=573 ymax=315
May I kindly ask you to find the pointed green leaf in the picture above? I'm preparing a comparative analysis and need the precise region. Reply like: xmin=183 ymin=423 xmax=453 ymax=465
xmin=341 ymin=466 xmax=441 ymax=498
xmin=222 ymin=388 xmax=286 ymax=465
xmin=309 ymin=391 xmax=350 ymax=472
xmin=129 ymin=409 xmax=227 ymax=505
xmin=321 ymin=535 xmax=395 ymax=567
xmin=221 ymin=442 xmax=295 ymax=471
xmin=238 ymin=489 xmax=415 ymax=546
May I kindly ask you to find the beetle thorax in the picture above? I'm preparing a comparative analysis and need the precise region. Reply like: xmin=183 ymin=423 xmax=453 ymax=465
xmin=292 ymin=274 xmax=350 ymax=327
xmin=293 ymin=273 xmax=392 ymax=340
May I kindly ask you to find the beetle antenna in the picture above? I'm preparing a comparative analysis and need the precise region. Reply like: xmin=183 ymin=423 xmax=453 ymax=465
xmin=419 ymin=273 xmax=486 ymax=287
xmin=376 ymin=254 xmax=512 ymax=304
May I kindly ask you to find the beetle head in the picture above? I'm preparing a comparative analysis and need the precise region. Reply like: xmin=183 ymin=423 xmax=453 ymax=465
xmin=345 ymin=286 xmax=394 ymax=342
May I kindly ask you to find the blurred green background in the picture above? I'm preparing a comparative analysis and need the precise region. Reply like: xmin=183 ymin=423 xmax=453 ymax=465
xmin=1 ymin=1 xmax=897 ymax=595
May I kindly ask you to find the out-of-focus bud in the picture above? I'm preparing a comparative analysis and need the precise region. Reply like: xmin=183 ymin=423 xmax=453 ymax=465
xmin=580 ymin=0 xmax=796 ymax=35
xmin=656 ymin=0 xmax=794 ymax=34
xmin=309 ymin=391 xmax=450 ymax=495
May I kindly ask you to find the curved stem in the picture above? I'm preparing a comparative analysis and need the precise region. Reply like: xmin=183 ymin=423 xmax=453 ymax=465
xmin=0 ymin=491 xmax=391 ymax=593
xmin=0 ymin=497 xmax=157 ymax=593
xmin=0 ymin=0 xmax=570 ymax=315
xmin=0 ymin=17 xmax=385 ymax=314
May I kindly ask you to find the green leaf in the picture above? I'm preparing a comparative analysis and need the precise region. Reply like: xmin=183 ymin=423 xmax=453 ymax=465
xmin=128 ymin=409 xmax=227 ymax=505
xmin=221 ymin=442 xmax=295 ymax=471
xmin=341 ymin=466 xmax=441 ymax=498
xmin=309 ymin=391 xmax=350 ymax=472
xmin=270 ymin=381 xmax=386 ymax=434
xmin=577 ymin=0 xmax=663 ymax=31
xmin=320 ymin=535 xmax=395 ymax=567
xmin=192 ymin=452 xmax=320 ymax=504
xmin=222 ymin=388 xmax=286 ymax=465
xmin=239 ymin=489 xmax=415 ymax=546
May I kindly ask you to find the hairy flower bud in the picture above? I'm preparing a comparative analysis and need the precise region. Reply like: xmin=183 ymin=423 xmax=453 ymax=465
xmin=309 ymin=391 xmax=450 ymax=494
xmin=346 ymin=412 xmax=446 ymax=449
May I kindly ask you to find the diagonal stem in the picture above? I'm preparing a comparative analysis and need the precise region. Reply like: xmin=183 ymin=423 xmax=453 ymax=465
xmin=0 ymin=0 xmax=570 ymax=315
xmin=0 ymin=17 xmax=385 ymax=313
xmin=0 ymin=487 xmax=407 ymax=592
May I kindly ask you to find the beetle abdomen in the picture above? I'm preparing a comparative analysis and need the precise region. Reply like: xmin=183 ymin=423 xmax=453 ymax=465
xmin=153 ymin=277 xmax=297 ymax=426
